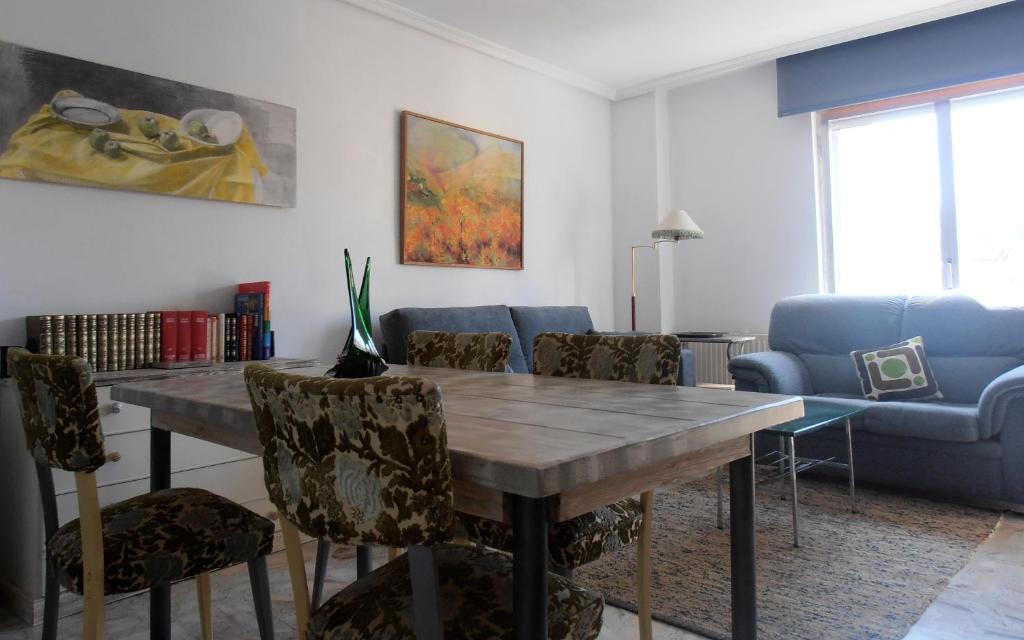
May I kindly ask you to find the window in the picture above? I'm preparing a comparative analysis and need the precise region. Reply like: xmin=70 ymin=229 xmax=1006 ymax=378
xmin=817 ymin=75 xmax=1024 ymax=306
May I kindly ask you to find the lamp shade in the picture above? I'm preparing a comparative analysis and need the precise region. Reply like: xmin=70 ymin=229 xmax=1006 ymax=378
xmin=651 ymin=209 xmax=704 ymax=241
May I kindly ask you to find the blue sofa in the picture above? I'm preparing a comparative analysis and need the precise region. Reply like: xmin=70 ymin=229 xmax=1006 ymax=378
xmin=728 ymin=294 xmax=1024 ymax=506
xmin=379 ymin=304 xmax=696 ymax=386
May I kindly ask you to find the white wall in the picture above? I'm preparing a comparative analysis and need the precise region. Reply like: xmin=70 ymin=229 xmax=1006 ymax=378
xmin=666 ymin=63 xmax=820 ymax=334
xmin=0 ymin=0 xmax=614 ymax=362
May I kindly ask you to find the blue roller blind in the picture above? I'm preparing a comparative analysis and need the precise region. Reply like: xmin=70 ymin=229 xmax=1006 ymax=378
xmin=777 ymin=1 xmax=1024 ymax=116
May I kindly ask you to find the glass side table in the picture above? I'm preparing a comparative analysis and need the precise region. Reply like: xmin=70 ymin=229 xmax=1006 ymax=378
xmin=716 ymin=400 xmax=864 ymax=547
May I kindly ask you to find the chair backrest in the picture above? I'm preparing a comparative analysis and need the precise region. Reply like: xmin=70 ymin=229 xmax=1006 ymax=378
xmin=244 ymin=364 xmax=454 ymax=548
xmin=7 ymin=348 xmax=106 ymax=472
xmin=533 ymin=333 xmax=681 ymax=385
xmin=406 ymin=330 xmax=513 ymax=373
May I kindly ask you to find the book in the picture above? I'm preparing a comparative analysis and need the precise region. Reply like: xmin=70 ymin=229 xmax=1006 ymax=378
xmin=76 ymin=315 xmax=88 ymax=359
xmin=191 ymin=311 xmax=208 ymax=361
xmin=234 ymin=294 xmax=265 ymax=361
xmin=160 ymin=312 xmax=178 ymax=363
xmin=135 ymin=313 xmax=146 ymax=368
xmin=125 ymin=314 xmax=136 ymax=370
xmin=153 ymin=313 xmax=161 ymax=365
xmin=240 ymin=313 xmax=250 ymax=362
xmin=217 ymin=313 xmax=226 ymax=363
xmin=207 ymin=315 xmax=215 ymax=363
xmin=176 ymin=311 xmax=192 ymax=362
xmin=25 ymin=315 xmax=52 ymax=355
xmin=96 ymin=315 xmax=108 ymax=372
xmin=52 ymin=315 xmax=66 ymax=356
xmin=65 ymin=315 xmax=78 ymax=359
xmin=238 ymin=281 xmax=272 ymax=359
xmin=86 ymin=315 xmax=97 ymax=366
xmin=117 ymin=313 xmax=128 ymax=371
xmin=108 ymin=314 xmax=119 ymax=371
xmin=225 ymin=313 xmax=237 ymax=361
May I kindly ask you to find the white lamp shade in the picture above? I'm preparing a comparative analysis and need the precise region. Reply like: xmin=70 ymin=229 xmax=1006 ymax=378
xmin=652 ymin=209 xmax=703 ymax=241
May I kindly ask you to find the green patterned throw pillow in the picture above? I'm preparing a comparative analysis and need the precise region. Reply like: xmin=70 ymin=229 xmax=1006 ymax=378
xmin=851 ymin=336 xmax=943 ymax=402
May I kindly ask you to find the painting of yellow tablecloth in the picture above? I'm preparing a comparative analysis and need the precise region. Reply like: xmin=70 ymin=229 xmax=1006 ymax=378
xmin=0 ymin=92 xmax=269 ymax=204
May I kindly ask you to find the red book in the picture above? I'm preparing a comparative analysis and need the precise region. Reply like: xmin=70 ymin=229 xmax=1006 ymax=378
xmin=191 ymin=311 xmax=208 ymax=361
xmin=177 ymin=311 xmax=192 ymax=362
xmin=160 ymin=312 xmax=178 ymax=363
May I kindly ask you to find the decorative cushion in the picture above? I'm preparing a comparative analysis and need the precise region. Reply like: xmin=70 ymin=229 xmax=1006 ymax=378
xmin=460 ymin=497 xmax=644 ymax=570
xmin=7 ymin=348 xmax=106 ymax=472
xmin=852 ymin=336 xmax=943 ymax=401
xmin=244 ymin=365 xmax=454 ymax=548
xmin=308 ymin=544 xmax=604 ymax=640
xmin=533 ymin=333 xmax=681 ymax=386
xmin=49 ymin=487 xmax=274 ymax=594
xmin=406 ymin=330 xmax=513 ymax=372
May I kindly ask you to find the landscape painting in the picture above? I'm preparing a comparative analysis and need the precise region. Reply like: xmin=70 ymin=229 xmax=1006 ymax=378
xmin=0 ymin=40 xmax=296 ymax=207
xmin=401 ymin=111 xmax=523 ymax=269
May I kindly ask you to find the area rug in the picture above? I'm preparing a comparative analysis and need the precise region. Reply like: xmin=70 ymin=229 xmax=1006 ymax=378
xmin=574 ymin=475 xmax=1000 ymax=640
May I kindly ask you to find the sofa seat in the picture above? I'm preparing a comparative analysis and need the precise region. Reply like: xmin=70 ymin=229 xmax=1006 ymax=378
xmin=812 ymin=394 xmax=980 ymax=443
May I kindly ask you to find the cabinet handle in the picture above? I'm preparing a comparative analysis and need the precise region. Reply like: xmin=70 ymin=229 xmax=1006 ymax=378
xmin=111 ymin=402 xmax=123 ymax=414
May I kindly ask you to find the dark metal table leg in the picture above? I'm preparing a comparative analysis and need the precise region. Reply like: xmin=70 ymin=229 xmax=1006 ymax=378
xmin=788 ymin=438 xmax=800 ymax=548
xmin=846 ymin=419 xmax=858 ymax=513
xmin=730 ymin=453 xmax=757 ymax=640
xmin=150 ymin=427 xmax=172 ymax=640
xmin=356 ymin=544 xmax=373 ymax=579
xmin=511 ymin=494 xmax=548 ymax=640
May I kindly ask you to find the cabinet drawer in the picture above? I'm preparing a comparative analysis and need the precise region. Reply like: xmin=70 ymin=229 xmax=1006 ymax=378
xmin=95 ymin=387 xmax=149 ymax=435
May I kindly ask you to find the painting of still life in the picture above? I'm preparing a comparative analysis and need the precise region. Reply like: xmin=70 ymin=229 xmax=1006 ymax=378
xmin=0 ymin=40 xmax=296 ymax=207
xmin=401 ymin=111 xmax=523 ymax=269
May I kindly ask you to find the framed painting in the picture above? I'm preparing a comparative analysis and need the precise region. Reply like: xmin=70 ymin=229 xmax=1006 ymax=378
xmin=400 ymin=111 xmax=523 ymax=269
xmin=0 ymin=40 xmax=296 ymax=207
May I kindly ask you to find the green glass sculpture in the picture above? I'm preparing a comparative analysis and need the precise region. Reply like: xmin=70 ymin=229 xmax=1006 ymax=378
xmin=327 ymin=249 xmax=388 ymax=378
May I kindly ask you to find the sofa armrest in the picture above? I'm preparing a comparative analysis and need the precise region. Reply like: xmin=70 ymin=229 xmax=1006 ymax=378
xmin=727 ymin=351 xmax=813 ymax=395
xmin=979 ymin=364 xmax=1024 ymax=440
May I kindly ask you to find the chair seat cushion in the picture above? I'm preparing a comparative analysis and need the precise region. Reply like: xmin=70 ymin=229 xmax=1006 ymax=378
xmin=308 ymin=544 xmax=604 ymax=639
xmin=460 ymin=497 xmax=644 ymax=570
xmin=49 ymin=487 xmax=274 ymax=594
xmin=813 ymin=394 xmax=980 ymax=442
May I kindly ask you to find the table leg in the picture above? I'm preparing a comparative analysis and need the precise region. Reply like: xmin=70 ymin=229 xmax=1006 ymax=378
xmin=150 ymin=427 xmax=172 ymax=640
xmin=788 ymin=438 xmax=800 ymax=548
xmin=511 ymin=494 xmax=548 ymax=640
xmin=730 ymin=454 xmax=757 ymax=640
xmin=846 ymin=419 xmax=858 ymax=513
xmin=356 ymin=545 xmax=373 ymax=578
xmin=778 ymin=435 xmax=786 ymax=499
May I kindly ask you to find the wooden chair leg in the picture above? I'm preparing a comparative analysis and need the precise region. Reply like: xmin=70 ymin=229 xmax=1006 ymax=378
xmin=311 ymin=539 xmax=331 ymax=611
xmin=196 ymin=572 xmax=213 ymax=640
xmin=637 ymin=490 xmax=654 ymax=640
xmin=280 ymin=518 xmax=311 ymax=636
xmin=75 ymin=472 xmax=105 ymax=640
xmin=247 ymin=557 xmax=275 ymax=640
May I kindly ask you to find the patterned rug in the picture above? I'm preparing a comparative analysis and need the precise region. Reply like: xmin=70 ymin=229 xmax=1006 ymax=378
xmin=575 ymin=475 xmax=1000 ymax=640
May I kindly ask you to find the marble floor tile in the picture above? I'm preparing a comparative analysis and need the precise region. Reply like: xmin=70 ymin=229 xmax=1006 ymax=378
xmin=2 ymin=516 xmax=1022 ymax=639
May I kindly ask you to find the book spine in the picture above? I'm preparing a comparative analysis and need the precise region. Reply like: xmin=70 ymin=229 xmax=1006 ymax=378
xmin=191 ymin=311 xmax=208 ymax=361
xmin=52 ymin=315 xmax=66 ymax=356
xmin=65 ymin=315 xmax=77 ymax=359
xmin=241 ymin=314 xmax=250 ymax=361
xmin=217 ymin=313 xmax=226 ymax=363
xmin=225 ymin=314 xmax=235 ymax=361
xmin=135 ymin=313 xmax=146 ymax=368
xmin=125 ymin=313 xmax=136 ymax=370
xmin=96 ymin=315 xmax=108 ymax=372
xmin=160 ymin=312 xmax=177 ymax=363
xmin=76 ymin=315 xmax=87 ymax=359
xmin=86 ymin=315 xmax=97 ymax=367
xmin=251 ymin=314 xmax=260 ymax=360
xmin=176 ymin=311 xmax=191 ymax=362
xmin=117 ymin=313 xmax=128 ymax=371
xmin=143 ymin=313 xmax=154 ymax=366
xmin=107 ymin=314 xmax=119 ymax=371
xmin=25 ymin=315 xmax=50 ymax=355
xmin=207 ymin=316 xmax=215 ymax=363
xmin=153 ymin=313 xmax=161 ymax=365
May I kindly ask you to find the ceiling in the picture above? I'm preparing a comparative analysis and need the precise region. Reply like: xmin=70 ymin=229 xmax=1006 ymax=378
xmin=370 ymin=0 xmax=1009 ymax=98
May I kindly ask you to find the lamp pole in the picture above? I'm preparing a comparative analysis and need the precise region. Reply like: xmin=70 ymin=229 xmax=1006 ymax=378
xmin=630 ymin=239 xmax=678 ymax=331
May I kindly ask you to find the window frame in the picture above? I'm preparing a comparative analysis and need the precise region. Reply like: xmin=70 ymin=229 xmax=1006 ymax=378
xmin=814 ymin=73 xmax=1024 ymax=294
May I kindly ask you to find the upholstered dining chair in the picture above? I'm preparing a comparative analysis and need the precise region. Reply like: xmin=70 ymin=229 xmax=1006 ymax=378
xmin=406 ymin=330 xmax=514 ymax=372
xmin=460 ymin=332 xmax=682 ymax=640
xmin=308 ymin=329 xmax=515 ymax=609
xmin=243 ymin=364 xmax=604 ymax=639
xmin=7 ymin=349 xmax=275 ymax=640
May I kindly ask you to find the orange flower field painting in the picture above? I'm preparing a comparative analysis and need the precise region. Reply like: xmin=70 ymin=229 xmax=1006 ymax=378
xmin=401 ymin=112 xmax=523 ymax=269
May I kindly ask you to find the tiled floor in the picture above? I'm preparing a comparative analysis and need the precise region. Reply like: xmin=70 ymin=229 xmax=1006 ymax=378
xmin=1 ymin=515 xmax=1020 ymax=639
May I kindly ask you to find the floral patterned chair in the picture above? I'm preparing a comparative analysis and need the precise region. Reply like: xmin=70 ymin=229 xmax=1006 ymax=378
xmin=460 ymin=332 xmax=682 ymax=640
xmin=406 ymin=330 xmax=513 ymax=372
xmin=243 ymin=364 xmax=604 ymax=639
xmin=6 ymin=348 xmax=275 ymax=640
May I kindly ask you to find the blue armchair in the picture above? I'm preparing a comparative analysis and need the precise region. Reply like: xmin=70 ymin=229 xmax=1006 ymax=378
xmin=729 ymin=294 xmax=1024 ymax=506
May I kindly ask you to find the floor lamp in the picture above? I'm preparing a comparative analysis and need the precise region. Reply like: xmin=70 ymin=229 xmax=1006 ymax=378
xmin=630 ymin=209 xmax=704 ymax=331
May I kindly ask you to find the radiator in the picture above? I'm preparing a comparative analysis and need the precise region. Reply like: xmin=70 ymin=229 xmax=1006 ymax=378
xmin=684 ymin=335 xmax=769 ymax=386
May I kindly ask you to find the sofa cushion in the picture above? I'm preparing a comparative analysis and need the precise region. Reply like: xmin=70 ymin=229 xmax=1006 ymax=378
xmin=799 ymin=353 xmax=864 ymax=395
xmin=813 ymin=394 xmax=980 ymax=442
xmin=928 ymin=355 xmax=1023 ymax=405
xmin=901 ymin=295 xmax=1024 ymax=359
xmin=510 ymin=306 xmax=594 ymax=372
xmin=769 ymin=294 xmax=906 ymax=356
xmin=379 ymin=305 xmax=528 ymax=373
xmin=851 ymin=336 xmax=943 ymax=401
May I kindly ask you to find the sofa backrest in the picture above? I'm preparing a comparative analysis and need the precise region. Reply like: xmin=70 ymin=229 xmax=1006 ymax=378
xmin=379 ymin=305 xmax=528 ymax=373
xmin=509 ymin=306 xmax=594 ymax=373
xmin=769 ymin=294 xmax=1024 ymax=402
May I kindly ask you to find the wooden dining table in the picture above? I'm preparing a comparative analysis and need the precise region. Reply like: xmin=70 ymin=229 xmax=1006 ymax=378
xmin=111 ymin=363 xmax=803 ymax=640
